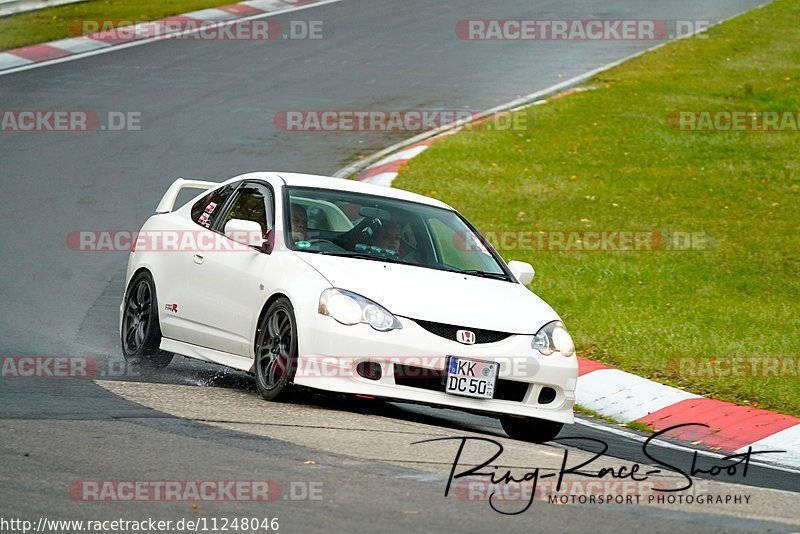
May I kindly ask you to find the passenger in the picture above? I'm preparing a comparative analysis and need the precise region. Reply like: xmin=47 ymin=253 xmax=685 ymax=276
xmin=290 ymin=204 xmax=308 ymax=242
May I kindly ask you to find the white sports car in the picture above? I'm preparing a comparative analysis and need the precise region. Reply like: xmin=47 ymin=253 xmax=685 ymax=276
xmin=120 ymin=172 xmax=578 ymax=442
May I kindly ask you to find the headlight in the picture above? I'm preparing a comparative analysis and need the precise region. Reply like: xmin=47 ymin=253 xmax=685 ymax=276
xmin=318 ymin=288 xmax=402 ymax=332
xmin=531 ymin=320 xmax=575 ymax=357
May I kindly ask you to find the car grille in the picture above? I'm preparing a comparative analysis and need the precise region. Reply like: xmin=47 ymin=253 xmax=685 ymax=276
xmin=411 ymin=319 xmax=514 ymax=344
xmin=393 ymin=364 xmax=528 ymax=402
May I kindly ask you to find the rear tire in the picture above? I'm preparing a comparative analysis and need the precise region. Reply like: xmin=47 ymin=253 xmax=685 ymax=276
xmin=500 ymin=416 xmax=563 ymax=443
xmin=254 ymin=297 xmax=298 ymax=401
xmin=121 ymin=271 xmax=173 ymax=370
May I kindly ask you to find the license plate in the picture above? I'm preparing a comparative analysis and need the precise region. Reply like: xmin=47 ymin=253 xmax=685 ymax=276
xmin=445 ymin=356 xmax=499 ymax=399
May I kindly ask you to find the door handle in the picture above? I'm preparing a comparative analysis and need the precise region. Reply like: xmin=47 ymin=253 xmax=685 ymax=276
xmin=193 ymin=253 xmax=204 ymax=264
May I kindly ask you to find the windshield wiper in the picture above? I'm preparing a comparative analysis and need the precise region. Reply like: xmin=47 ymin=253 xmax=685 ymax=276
xmin=311 ymin=251 xmax=404 ymax=264
xmin=457 ymin=270 xmax=511 ymax=280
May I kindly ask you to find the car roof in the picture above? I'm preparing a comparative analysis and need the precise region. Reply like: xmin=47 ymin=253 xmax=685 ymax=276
xmin=229 ymin=171 xmax=454 ymax=211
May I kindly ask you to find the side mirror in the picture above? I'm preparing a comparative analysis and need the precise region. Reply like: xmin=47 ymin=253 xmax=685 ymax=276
xmin=508 ymin=260 xmax=535 ymax=285
xmin=224 ymin=219 xmax=264 ymax=249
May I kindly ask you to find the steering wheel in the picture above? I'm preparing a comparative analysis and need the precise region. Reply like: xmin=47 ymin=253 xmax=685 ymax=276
xmin=343 ymin=217 xmax=382 ymax=247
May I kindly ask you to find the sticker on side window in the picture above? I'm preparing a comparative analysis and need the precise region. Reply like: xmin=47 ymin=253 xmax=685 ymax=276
xmin=198 ymin=212 xmax=211 ymax=228
xmin=205 ymin=202 xmax=217 ymax=214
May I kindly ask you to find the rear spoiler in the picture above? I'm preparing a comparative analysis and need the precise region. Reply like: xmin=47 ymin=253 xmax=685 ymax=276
xmin=155 ymin=178 xmax=219 ymax=214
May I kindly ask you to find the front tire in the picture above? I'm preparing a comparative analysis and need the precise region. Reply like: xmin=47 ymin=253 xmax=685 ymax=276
xmin=500 ymin=416 xmax=563 ymax=443
xmin=254 ymin=297 xmax=298 ymax=401
xmin=121 ymin=271 xmax=173 ymax=370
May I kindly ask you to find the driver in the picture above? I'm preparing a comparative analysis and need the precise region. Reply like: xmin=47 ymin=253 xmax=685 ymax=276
xmin=376 ymin=220 xmax=402 ymax=254
xmin=290 ymin=204 xmax=308 ymax=242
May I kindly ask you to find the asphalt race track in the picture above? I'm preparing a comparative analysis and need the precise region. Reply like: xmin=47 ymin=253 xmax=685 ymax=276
xmin=1 ymin=0 xmax=798 ymax=532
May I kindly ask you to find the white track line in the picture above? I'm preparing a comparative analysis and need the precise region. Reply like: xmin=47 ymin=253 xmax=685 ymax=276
xmin=0 ymin=0 xmax=344 ymax=78
xmin=575 ymin=417 xmax=800 ymax=474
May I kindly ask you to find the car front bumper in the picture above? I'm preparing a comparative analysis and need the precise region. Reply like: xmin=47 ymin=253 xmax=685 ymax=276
xmin=295 ymin=313 xmax=578 ymax=424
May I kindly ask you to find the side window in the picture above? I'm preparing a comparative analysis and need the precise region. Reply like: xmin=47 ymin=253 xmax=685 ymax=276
xmin=191 ymin=184 xmax=236 ymax=228
xmin=215 ymin=183 xmax=274 ymax=237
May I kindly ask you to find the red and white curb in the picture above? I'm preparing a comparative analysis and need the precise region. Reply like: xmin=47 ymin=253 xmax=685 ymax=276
xmin=342 ymin=88 xmax=800 ymax=471
xmin=0 ymin=0 xmax=338 ymax=75
xmin=577 ymin=357 xmax=800 ymax=468
xmin=354 ymin=134 xmax=451 ymax=186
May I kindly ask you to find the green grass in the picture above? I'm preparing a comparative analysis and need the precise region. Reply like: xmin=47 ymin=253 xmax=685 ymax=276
xmin=0 ymin=0 xmax=244 ymax=51
xmin=574 ymin=405 xmax=655 ymax=433
xmin=395 ymin=0 xmax=800 ymax=416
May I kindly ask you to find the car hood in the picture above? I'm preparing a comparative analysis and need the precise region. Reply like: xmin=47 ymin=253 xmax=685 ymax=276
xmin=295 ymin=252 xmax=559 ymax=333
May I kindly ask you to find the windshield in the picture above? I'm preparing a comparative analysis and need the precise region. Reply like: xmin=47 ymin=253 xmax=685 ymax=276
xmin=285 ymin=186 xmax=509 ymax=279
